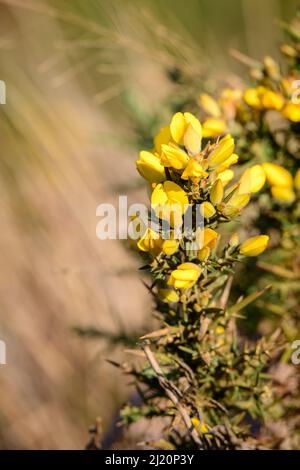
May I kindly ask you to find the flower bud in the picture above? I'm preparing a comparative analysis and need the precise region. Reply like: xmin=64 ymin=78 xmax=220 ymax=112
xmin=210 ymin=179 xmax=224 ymax=205
xmin=207 ymin=135 xmax=235 ymax=168
xmin=202 ymin=201 xmax=216 ymax=219
xmin=168 ymin=262 xmax=201 ymax=290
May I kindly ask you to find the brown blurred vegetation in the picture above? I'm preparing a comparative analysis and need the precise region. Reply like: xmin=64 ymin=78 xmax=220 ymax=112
xmin=0 ymin=0 xmax=298 ymax=449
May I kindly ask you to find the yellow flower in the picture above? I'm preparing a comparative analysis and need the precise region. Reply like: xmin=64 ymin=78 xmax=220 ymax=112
xmin=261 ymin=89 xmax=284 ymax=110
xmin=191 ymin=418 xmax=208 ymax=434
xmin=239 ymin=164 xmax=266 ymax=193
xmin=197 ymin=227 xmax=218 ymax=250
xmin=151 ymin=181 xmax=189 ymax=227
xmin=161 ymin=144 xmax=189 ymax=170
xmin=227 ymin=192 xmax=250 ymax=209
xmin=137 ymin=228 xmax=162 ymax=254
xmin=244 ymin=86 xmax=284 ymax=111
xmin=210 ymin=179 xmax=224 ymax=205
xmin=154 ymin=126 xmax=172 ymax=153
xmin=271 ymin=186 xmax=296 ymax=203
xmin=168 ymin=262 xmax=201 ymax=290
xmin=262 ymin=162 xmax=293 ymax=188
xmin=281 ymin=102 xmax=300 ymax=122
xmin=198 ymin=246 xmax=210 ymax=261
xmin=207 ymin=134 xmax=235 ymax=168
xmin=199 ymin=93 xmax=221 ymax=117
xmin=219 ymin=88 xmax=242 ymax=118
xmin=244 ymin=87 xmax=262 ymax=109
xmin=216 ymin=153 xmax=239 ymax=173
xmin=170 ymin=112 xmax=202 ymax=146
xmin=162 ymin=239 xmax=179 ymax=255
xmin=202 ymin=201 xmax=216 ymax=219
xmin=294 ymin=168 xmax=300 ymax=191
xmin=157 ymin=288 xmax=179 ymax=303
xmin=217 ymin=169 xmax=234 ymax=186
xmin=184 ymin=124 xmax=202 ymax=156
xmin=136 ymin=151 xmax=166 ymax=183
xmin=181 ymin=158 xmax=208 ymax=180
xmin=239 ymin=235 xmax=269 ymax=257
xmin=202 ymin=118 xmax=226 ymax=138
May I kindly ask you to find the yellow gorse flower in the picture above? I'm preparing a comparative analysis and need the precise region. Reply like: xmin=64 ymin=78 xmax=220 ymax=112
xmin=161 ymin=144 xmax=189 ymax=170
xmin=151 ymin=181 xmax=189 ymax=227
xmin=210 ymin=179 xmax=224 ymax=205
xmin=207 ymin=134 xmax=235 ymax=168
xmin=157 ymin=288 xmax=179 ymax=303
xmin=244 ymin=86 xmax=284 ymax=110
xmin=202 ymin=118 xmax=226 ymax=138
xmin=191 ymin=417 xmax=209 ymax=434
xmin=181 ymin=158 xmax=208 ymax=180
xmin=170 ymin=112 xmax=202 ymax=147
xmin=239 ymin=164 xmax=266 ymax=193
xmin=168 ymin=262 xmax=201 ymax=290
xmin=262 ymin=162 xmax=293 ymax=188
xmin=162 ymin=239 xmax=179 ymax=255
xmin=137 ymin=228 xmax=162 ymax=254
xmin=136 ymin=151 xmax=166 ymax=183
xmin=239 ymin=235 xmax=269 ymax=257
xmin=281 ymin=102 xmax=300 ymax=122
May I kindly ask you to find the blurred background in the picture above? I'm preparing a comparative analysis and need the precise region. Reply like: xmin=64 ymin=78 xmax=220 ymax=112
xmin=0 ymin=0 xmax=298 ymax=450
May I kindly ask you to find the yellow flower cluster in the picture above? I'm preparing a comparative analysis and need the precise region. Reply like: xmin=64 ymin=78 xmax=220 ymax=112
xmin=244 ymin=85 xmax=300 ymax=122
xmin=135 ymin=112 xmax=269 ymax=294
xmin=239 ymin=162 xmax=300 ymax=204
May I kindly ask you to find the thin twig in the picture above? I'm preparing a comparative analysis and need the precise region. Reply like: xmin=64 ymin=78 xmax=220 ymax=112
xmin=141 ymin=342 xmax=203 ymax=449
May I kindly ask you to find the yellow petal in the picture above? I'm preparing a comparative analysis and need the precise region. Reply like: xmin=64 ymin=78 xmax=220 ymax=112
xmin=154 ymin=126 xmax=172 ymax=153
xmin=157 ymin=288 xmax=179 ymax=303
xmin=261 ymin=90 xmax=284 ymax=110
xmin=210 ymin=179 xmax=224 ymax=205
xmin=161 ymin=144 xmax=189 ymax=170
xmin=262 ymin=162 xmax=293 ymax=188
xmin=202 ymin=201 xmax=216 ymax=219
xmin=181 ymin=159 xmax=208 ymax=180
xmin=240 ymin=235 xmax=269 ymax=257
xmin=170 ymin=112 xmax=185 ymax=143
xmin=217 ymin=169 xmax=234 ymax=186
xmin=198 ymin=246 xmax=210 ymax=261
xmin=136 ymin=151 xmax=166 ymax=183
xmin=202 ymin=118 xmax=226 ymax=138
xmin=162 ymin=239 xmax=179 ymax=255
xmin=184 ymin=112 xmax=202 ymax=140
xmin=207 ymin=134 xmax=235 ymax=168
xmin=271 ymin=186 xmax=296 ymax=203
xmin=199 ymin=93 xmax=221 ymax=118
xmin=282 ymin=102 xmax=300 ymax=122
xmin=239 ymin=164 xmax=266 ymax=193
xmin=184 ymin=124 xmax=202 ymax=156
